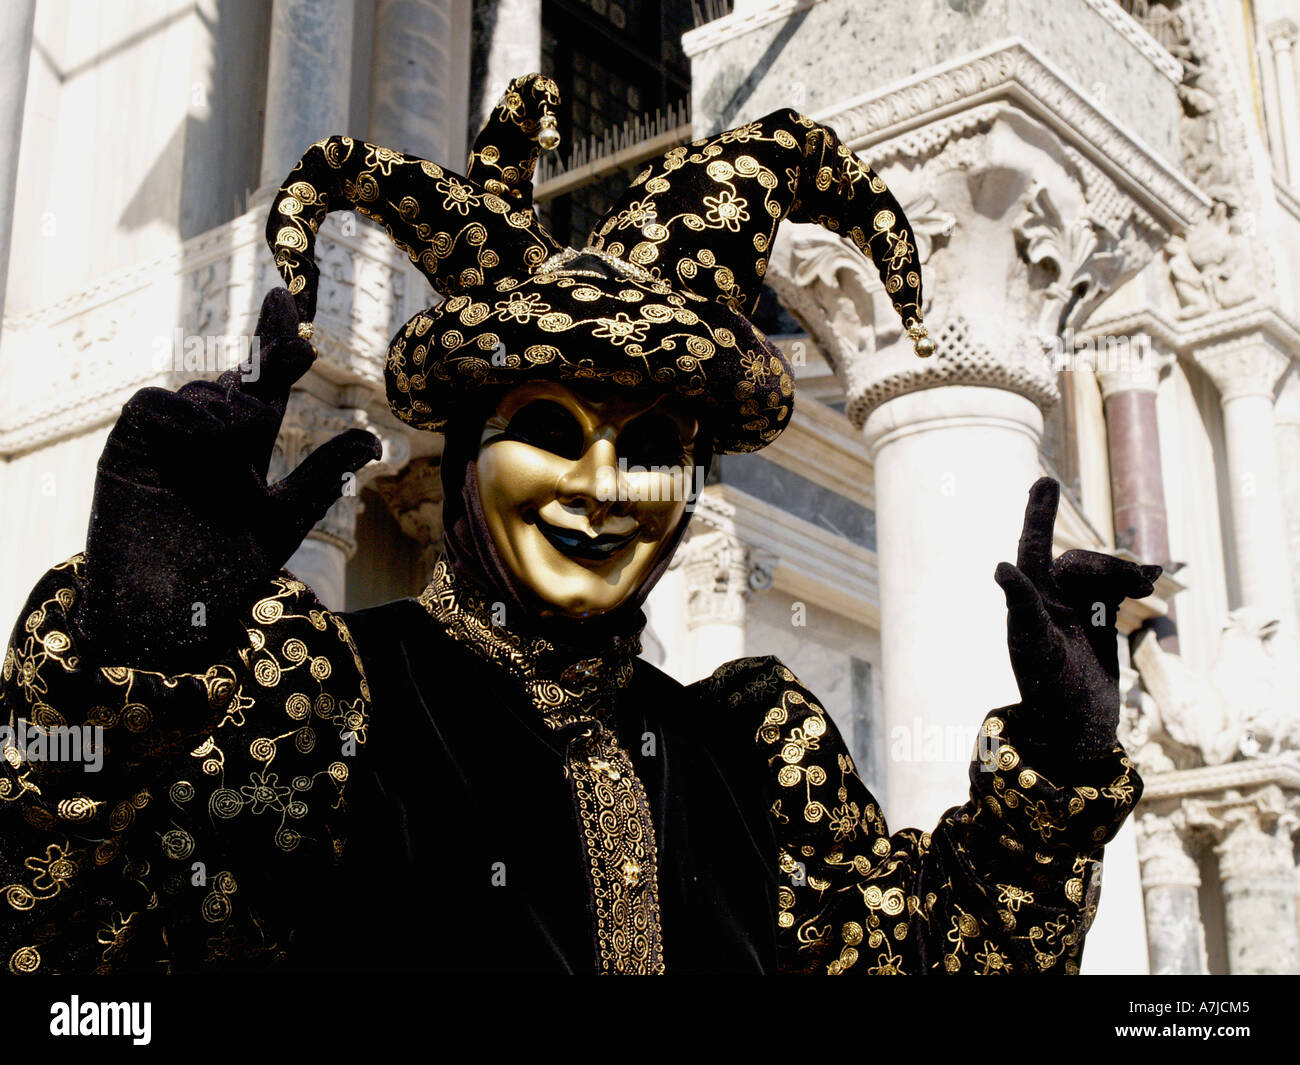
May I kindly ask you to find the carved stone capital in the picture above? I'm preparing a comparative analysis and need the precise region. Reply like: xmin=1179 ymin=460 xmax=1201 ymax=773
xmin=1136 ymin=809 xmax=1201 ymax=888
xmin=1080 ymin=334 xmax=1176 ymax=398
xmin=273 ymin=392 xmax=388 ymax=558
xmin=768 ymin=101 xmax=1179 ymax=427
xmin=1212 ymin=789 xmax=1295 ymax=882
xmin=1193 ymin=334 xmax=1291 ymax=402
xmin=1266 ymin=19 xmax=1298 ymax=50
xmin=680 ymin=527 xmax=770 ymax=630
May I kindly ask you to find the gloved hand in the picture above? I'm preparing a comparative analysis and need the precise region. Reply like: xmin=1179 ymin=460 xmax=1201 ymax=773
xmin=994 ymin=477 xmax=1162 ymax=761
xmin=80 ymin=288 xmax=382 ymax=670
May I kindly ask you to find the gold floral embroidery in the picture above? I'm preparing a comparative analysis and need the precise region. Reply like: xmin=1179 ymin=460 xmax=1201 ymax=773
xmin=695 ymin=655 xmax=1142 ymax=975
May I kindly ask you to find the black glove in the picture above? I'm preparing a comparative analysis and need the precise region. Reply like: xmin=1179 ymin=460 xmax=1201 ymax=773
xmin=81 ymin=288 xmax=382 ymax=670
xmin=994 ymin=477 xmax=1161 ymax=761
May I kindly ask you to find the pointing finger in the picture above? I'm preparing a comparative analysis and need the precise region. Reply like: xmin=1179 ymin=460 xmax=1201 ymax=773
xmin=1016 ymin=477 xmax=1059 ymax=590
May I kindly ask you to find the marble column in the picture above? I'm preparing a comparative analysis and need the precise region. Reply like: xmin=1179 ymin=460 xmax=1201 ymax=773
xmin=1194 ymin=338 xmax=1300 ymax=690
xmin=273 ymin=393 xmax=394 ymax=611
xmin=369 ymin=0 xmax=467 ymax=163
xmin=681 ymin=526 xmax=752 ymax=679
xmin=1096 ymin=341 xmax=1179 ymax=650
xmin=0 ymin=0 xmax=36 ymax=332
xmin=475 ymin=0 xmax=542 ymax=129
xmin=1214 ymin=797 xmax=1300 ymax=974
xmin=1267 ymin=20 xmax=1300 ymax=185
xmin=259 ymin=0 xmax=356 ymax=191
xmin=1277 ymin=369 xmax=1300 ymax=630
xmin=1135 ymin=810 xmax=1208 ymax=974
xmin=863 ymin=383 xmax=1048 ymax=826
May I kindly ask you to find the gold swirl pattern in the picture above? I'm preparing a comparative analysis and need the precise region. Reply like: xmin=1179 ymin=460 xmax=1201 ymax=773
xmin=0 ymin=556 xmax=372 ymax=972
xmin=693 ymin=656 xmax=1142 ymax=975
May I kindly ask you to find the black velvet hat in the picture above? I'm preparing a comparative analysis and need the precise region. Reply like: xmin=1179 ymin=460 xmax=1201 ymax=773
xmin=267 ymin=74 xmax=932 ymax=454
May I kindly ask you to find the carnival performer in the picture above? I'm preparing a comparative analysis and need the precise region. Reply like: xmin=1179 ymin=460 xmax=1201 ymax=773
xmin=0 ymin=75 xmax=1159 ymax=974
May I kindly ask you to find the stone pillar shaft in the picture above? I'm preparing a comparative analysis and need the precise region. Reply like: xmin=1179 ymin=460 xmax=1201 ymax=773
xmin=1215 ymin=810 xmax=1300 ymax=974
xmin=1221 ymin=390 xmax=1300 ymax=669
xmin=475 ymin=0 xmax=541 ymax=128
xmin=259 ymin=0 xmax=356 ymax=190
xmin=1101 ymin=380 xmax=1178 ymax=650
xmin=1136 ymin=814 xmax=1208 ymax=975
xmin=1267 ymin=21 xmax=1300 ymax=185
xmin=864 ymin=385 xmax=1042 ymax=828
xmin=369 ymin=0 xmax=463 ymax=162
xmin=0 ymin=0 xmax=36 ymax=331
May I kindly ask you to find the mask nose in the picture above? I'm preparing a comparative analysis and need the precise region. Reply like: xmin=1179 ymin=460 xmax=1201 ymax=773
xmin=556 ymin=438 xmax=629 ymax=526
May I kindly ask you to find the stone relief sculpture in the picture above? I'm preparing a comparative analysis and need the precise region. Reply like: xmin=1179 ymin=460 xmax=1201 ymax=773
xmin=1145 ymin=0 xmax=1261 ymax=317
xmin=1132 ymin=608 xmax=1297 ymax=771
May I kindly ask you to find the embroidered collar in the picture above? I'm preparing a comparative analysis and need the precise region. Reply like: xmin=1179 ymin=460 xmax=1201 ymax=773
xmin=416 ymin=556 xmax=642 ymax=731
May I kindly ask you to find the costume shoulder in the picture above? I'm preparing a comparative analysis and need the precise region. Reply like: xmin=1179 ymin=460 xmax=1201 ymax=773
xmin=0 ymin=556 xmax=370 ymax=973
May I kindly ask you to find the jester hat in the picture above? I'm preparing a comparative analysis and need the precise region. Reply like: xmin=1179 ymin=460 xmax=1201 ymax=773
xmin=267 ymin=74 xmax=932 ymax=454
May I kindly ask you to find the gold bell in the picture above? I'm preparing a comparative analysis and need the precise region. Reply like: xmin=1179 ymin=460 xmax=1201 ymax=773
xmin=537 ymin=111 xmax=561 ymax=152
xmin=297 ymin=321 xmax=315 ymax=341
xmin=906 ymin=319 xmax=935 ymax=358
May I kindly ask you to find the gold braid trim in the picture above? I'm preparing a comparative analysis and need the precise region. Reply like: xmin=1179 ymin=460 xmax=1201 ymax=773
xmin=567 ymin=724 xmax=665 ymax=974
xmin=415 ymin=556 xmax=639 ymax=731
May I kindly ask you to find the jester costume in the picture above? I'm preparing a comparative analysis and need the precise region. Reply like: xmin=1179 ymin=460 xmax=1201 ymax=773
xmin=0 ymin=76 xmax=1151 ymax=975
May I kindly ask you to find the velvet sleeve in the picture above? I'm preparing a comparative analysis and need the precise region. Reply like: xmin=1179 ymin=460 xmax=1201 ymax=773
xmin=0 ymin=555 xmax=371 ymax=974
xmin=691 ymin=656 xmax=1142 ymax=975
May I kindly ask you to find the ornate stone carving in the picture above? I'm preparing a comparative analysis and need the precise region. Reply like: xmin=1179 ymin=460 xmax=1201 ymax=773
xmin=1211 ymin=793 xmax=1300 ymax=973
xmin=681 ymin=528 xmax=751 ymax=630
xmin=767 ymin=82 xmax=1190 ymax=427
xmin=1164 ymin=202 xmax=1253 ymax=317
xmin=1083 ymin=0 xmax=1185 ymax=81
xmin=766 ymin=194 xmax=953 ymax=403
xmin=1141 ymin=0 xmax=1272 ymax=316
xmin=272 ymin=393 xmax=412 ymax=558
xmin=0 ymin=204 xmax=426 ymax=456
xmin=370 ymin=456 xmax=445 ymax=578
xmin=819 ymin=42 xmax=1207 ymax=229
xmin=1133 ymin=612 xmax=1296 ymax=769
xmin=1013 ymin=181 xmax=1137 ymax=335
xmin=1087 ymin=336 xmax=1176 ymax=398
xmin=679 ymin=524 xmax=775 ymax=630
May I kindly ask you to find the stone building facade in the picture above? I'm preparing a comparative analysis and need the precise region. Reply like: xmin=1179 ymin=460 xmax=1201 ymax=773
xmin=1 ymin=0 xmax=1297 ymax=973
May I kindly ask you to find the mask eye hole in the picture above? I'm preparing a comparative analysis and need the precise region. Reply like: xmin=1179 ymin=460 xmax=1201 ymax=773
xmin=502 ymin=400 xmax=584 ymax=459
xmin=618 ymin=412 xmax=690 ymax=467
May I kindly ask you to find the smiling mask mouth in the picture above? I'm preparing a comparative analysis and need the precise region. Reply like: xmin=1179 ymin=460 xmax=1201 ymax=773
xmin=535 ymin=518 xmax=640 ymax=562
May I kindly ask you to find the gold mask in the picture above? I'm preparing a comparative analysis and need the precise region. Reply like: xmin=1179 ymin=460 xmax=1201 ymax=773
xmin=476 ymin=381 xmax=700 ymax=617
